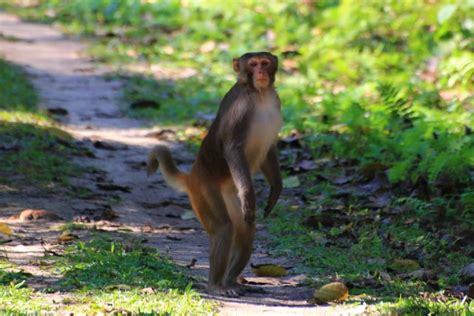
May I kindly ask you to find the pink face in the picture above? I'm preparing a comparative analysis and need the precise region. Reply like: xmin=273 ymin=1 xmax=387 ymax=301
xmin=247 ymin=57 xmax=272 ymax=89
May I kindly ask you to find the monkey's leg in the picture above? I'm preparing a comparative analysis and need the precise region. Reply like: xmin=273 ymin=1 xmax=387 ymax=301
xmin=208 ymin=224 xmax=236 ymax=296
xmin=189 ymin=186 xmax=238 ymax=297
xmin=222 ymin=189 xmax=256 ymax=290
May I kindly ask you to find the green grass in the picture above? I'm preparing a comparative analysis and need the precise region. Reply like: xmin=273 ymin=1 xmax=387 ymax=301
xmin=380 ymin=297 xmax=474 ymax=315
xmin=53 ymin=236 xmax=192 ymax=291
xmin=0 ymin=234 xmax=215 ymax=314
xmin=0 ymin=261 xmax=31 ymax=286
xmin=0 ymin=58 xmax=37 ymax=111
xmin=0 ymin=285 xmax=51 ymax=314
xmin=0 ymin=58 xmax=82 ymax=188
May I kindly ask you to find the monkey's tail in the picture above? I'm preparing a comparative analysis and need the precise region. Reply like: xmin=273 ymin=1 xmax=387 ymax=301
xmin=147 ymin=145 xmax=187 ymax=192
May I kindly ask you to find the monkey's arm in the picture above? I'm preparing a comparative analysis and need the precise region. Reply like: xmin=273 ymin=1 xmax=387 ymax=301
xmin=260 ymin=145 xmax=282 ymax=218
xmin=224 ymin=144 xmax=256 ymax=225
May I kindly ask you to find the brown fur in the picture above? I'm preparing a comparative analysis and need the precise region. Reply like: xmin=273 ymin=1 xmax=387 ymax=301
xmin=147 ymin=52 xmax=282 ymax=296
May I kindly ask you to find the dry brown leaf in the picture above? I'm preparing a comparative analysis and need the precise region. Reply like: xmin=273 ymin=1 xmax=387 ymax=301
xmin=389 ymin=259 xmax=420 ymax=273
xmin=10 ymin=209 xmax=62 ymax=221
xmin=58 ymin=231 xmax=79 ymax=244
xmin=251 ymin=263 xmax=288 ymax=277
xmin=310 ymin=282 xmax=349 ymax=304
xmin=0 ymin=223 xmax=12 ymax=235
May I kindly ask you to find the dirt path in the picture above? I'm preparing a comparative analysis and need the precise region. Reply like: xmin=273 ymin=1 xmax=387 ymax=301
xmin=0 ymin=12 xmax=363 ymax=315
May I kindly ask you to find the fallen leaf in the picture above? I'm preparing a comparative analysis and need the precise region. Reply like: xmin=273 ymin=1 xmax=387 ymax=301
xmin=318 ymin=174 xmax=354 ymax=185
xmin=105 ymin=284 xmax=131 ymax=291
xmin=73 ymin=215 xmax=91 ymax=223
xmin=310 ymin=282 xmax=349 ymax=304
xmin=360 ymin=173 xmax=391 ymax=193
xmin=141 ymin=287 xmax=156 ymax=294
xmin=10 ymin=209 xmax=62 ymax=221
xmin=58 ymin=231 xmax=78 ymax=244
xmin=365 ymin=192 xmax=392 ymax=208
xmin=283 ymin=176 xmax=300 ymax=188
xmin=251 ymin=263 xmax=288 ymax=277
xmin=379 ymin=272 xmax=392 ymax=282
xmin=145 ymin=129 xmax=176 ymax=140
xmin=0 ymin=223 xmax=12 ymax=235
xmin=388 ymin=259 xmax=420 ymax=273
xmin=141 ymin=224 xmax=155 ymax=233
xmin=181 ymin=210 xmax=196 ymax=220
xmin=404 ymin=218 xmax=416 ymax=225
xmin=294 ymin=159 xmax=317 ymax=171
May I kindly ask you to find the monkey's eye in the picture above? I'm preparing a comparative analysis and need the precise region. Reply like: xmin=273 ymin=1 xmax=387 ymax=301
xmin=249 ymin=61 xmax=258 ymax=67
xmin=261 ymin=61 xmax=269 ymax=67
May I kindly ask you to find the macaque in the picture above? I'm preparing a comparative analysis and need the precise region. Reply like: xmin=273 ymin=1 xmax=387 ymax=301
xmin=147 ymin=52 xmax=282 ymax=296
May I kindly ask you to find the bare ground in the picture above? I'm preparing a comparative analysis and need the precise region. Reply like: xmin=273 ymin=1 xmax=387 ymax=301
xmin=0 ymin=12 xmax=365 ymax=315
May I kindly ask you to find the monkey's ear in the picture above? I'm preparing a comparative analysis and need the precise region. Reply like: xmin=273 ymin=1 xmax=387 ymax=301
xmin=232 ymin=58 xmax=240 ymax=72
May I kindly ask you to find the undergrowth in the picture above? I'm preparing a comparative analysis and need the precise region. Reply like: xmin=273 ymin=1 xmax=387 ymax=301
xmin=0 ymin=58 xmax=81 ymax=189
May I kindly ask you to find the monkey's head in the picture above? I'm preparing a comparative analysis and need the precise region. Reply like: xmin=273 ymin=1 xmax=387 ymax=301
xmin=233 ymin=52 xmax=278 ymax=90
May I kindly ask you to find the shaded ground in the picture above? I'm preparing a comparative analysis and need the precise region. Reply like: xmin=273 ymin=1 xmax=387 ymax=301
xmin=0 ymin=12 xmax=368 ymax=315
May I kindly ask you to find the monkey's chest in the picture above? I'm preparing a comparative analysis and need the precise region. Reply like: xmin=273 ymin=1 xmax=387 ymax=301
xmin=246 ymin=106 xmax=282 ymax=173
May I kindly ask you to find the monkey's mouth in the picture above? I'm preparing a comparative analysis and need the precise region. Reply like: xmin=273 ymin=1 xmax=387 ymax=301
xmin=255 ymin=78 xmax=269 ymax=84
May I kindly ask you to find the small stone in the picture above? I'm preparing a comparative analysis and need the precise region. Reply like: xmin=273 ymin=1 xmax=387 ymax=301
xmin=460 ymin=263 xmax=474 ymax=284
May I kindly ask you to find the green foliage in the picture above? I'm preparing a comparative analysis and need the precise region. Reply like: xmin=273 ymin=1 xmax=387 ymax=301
xmin=9 ymin=0 xmax=471 ymax=197
xmin=0 ymin=59 xmax=82 ymax=188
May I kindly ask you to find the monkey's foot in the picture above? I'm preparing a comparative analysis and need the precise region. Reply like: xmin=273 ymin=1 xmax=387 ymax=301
xmin=224 ymin=281 xmax=267 ymax=295
xmin=207 ymin=285 xmax=241 ymax=298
